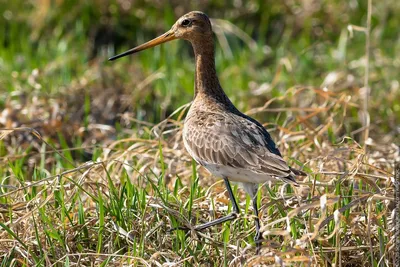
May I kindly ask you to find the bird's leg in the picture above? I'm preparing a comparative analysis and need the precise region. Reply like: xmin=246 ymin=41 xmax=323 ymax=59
xmin=252 ymin=195 xmax=262 ymax=254
xmin=223 ymin=177 xmax=240 ymax=214
xmin=192 ymin=212 xmax=238 ymax=231
xmin=192 ymin=178 xmax=240 ymax=231
xmin=173 ymin=178 xmax=240 ymax=232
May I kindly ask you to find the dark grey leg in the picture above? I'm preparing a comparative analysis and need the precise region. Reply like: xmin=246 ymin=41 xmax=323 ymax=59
xmin=223 ymin=177 xmax=240 ymax=214
xmin=252 ymin=196 xmax=262 ymax=253
xmin=175 ymin=177 xmax=240 ymax=231
xmin=193 ymin=178 xmax=240 ymax=230
xmin=193 ymin=212 xmax=238 ymax=230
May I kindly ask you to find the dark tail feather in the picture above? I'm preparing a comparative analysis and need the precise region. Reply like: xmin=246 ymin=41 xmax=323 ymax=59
xmin=281 ymin=174 xmax=299 ymax=187
xmin=289 ymin=166 xmax=307 ymax=177
xmin=279 ymin=166 xmax=307 ymax=186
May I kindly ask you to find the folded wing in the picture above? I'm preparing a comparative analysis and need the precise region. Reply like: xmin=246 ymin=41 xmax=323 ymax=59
xmin=183 ymin=111 xmax=296 ymax=183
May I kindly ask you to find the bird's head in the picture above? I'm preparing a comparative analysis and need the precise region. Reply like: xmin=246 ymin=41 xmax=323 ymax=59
xmin=109 ymin=11 xmax=212 ymax=61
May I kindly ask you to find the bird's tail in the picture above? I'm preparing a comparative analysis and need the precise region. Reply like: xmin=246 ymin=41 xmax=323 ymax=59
xmin=281 ymin=174 xmax=299 ymax=187
xmin=280 ymin=167 xmax=308 ymax=187
xmin=289 ymin=166 xmax=307 ymax=177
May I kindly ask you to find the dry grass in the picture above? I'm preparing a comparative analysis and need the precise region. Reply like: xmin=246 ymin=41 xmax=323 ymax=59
xmin=1 ymin=85 xmax=397 ymax=266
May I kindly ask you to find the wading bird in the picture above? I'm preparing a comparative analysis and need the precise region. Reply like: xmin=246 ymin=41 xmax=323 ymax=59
xmin=109 ymin=11 xmax=305 ymax=253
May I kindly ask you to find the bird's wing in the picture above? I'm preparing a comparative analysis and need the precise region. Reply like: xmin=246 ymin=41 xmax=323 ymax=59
xmin=184 ymin=111 xmax=295 ymax=182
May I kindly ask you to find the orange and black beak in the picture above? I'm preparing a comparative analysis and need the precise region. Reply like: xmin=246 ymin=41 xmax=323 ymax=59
xmin=109 ymin=30 xmax=177 ymax=61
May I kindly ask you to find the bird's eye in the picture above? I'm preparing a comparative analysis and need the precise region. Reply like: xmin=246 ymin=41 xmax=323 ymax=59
xmin=181 ymin=19 xmax=191 ymax=27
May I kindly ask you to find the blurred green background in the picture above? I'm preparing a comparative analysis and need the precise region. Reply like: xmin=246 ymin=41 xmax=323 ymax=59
xmin=1 ymin=0 xmax=399 ymax=146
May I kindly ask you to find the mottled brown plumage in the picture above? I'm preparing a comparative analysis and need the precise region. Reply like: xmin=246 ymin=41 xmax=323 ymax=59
xmin=109 ymin=11 xmax=305 ymax=253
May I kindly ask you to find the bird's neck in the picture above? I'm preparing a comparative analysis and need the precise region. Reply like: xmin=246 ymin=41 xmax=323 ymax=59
xmin=192 ymin=38 xmax=231 ymax=106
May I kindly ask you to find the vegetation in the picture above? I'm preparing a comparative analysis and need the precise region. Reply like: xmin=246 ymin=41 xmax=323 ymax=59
xmin=0 ymin=0 xmax=398 ymax=266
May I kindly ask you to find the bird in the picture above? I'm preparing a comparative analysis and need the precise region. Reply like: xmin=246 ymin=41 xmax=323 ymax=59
xmin=109 ymin=11 xmax=305 ymax=253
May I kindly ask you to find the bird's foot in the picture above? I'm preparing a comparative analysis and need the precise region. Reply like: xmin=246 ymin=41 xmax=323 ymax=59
xmin=168 ymin=212 xmax=239 ymax=233
xmin=254 ymin=230 xmax=262 ymax=254
xmin=168 ymin=226 xmax=191 ymax=232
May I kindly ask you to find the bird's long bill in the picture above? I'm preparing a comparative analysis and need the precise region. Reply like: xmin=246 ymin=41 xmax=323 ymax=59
xmin=108 ymin=30 xmax=176 ymax=61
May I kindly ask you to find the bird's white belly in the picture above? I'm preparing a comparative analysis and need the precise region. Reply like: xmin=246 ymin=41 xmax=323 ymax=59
xmin=202 ymin=163 xmax=275 ymax=184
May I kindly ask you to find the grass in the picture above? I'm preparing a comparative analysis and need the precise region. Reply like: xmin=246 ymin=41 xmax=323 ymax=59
xmin=0 ymin=0 xmax=399 ymax=266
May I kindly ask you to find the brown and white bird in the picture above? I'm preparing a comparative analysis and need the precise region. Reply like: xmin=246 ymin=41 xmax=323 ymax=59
xmin=110 ymin=11 xmax=305 ymax=252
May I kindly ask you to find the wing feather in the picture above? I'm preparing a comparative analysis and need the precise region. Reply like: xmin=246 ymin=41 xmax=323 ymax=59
xmin=183 ymin=111 xmax=293 ymax=181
